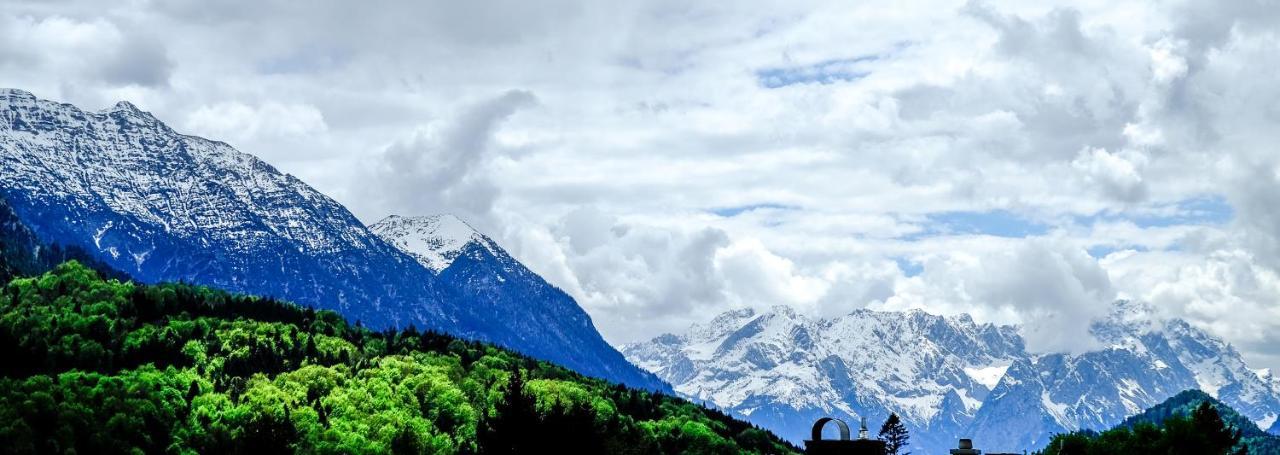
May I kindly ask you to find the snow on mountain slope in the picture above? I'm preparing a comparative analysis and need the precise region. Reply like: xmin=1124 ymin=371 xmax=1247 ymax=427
xmin=0 ymin=89 xmax=666 ymax=392
xmin=625 ymin=301 xmax=1280 ymax=452
xmin=380 ymin=214 xmax=672 ymax=391
xmin=370 ymin=214 xmax=497 ymax=272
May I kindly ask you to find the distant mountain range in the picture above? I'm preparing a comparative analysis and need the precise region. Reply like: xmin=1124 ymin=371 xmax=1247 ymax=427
xmin=0 ymin=88 xmax=666 ymax=392
xmin=623 ymin=302 xmax=1280 ymax=452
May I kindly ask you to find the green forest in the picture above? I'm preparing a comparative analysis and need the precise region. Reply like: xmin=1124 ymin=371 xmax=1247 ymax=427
xmin=0 ymin=261 xmax=799 ymax=454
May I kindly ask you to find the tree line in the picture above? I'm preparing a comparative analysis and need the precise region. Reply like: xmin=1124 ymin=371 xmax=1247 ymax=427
xmin=0 ymin=261 xmax=798 ymax=454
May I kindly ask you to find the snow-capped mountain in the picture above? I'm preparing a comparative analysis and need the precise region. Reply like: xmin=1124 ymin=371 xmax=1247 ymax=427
xmin=371 ymin=214 xmax=499 ymax=273
xmin=372 ymin=214 xmax=669 ymax=391
xmin=0 ymin=89 xmax=665 ymax=391
xmin=623 ymin=301 xmax=1280 ymax=452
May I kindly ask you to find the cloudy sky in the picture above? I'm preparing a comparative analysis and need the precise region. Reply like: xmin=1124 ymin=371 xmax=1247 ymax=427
xmin=5 ymin=0 xmax=1280 ymax=369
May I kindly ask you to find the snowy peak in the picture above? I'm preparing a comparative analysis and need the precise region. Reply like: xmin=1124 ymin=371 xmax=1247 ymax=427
xmin=371 ymin=214 xmax=498 ymax=272
xmin=0 ymin=89 xmax=157 ymax=125
xmin=100 ymin=100 xmax=164 ymax=126
xmin=0 ymin=88 xmax=35 ymax=102
xmin=102 ymin=100 xmax=145 ymax=116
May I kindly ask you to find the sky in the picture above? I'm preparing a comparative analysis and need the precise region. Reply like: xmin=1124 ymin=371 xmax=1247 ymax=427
xmin=4 ymin=0 xmax=1280 ymax=370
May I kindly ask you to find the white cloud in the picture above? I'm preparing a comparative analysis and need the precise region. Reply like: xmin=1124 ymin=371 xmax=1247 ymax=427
xmin=1071 ymin=147 xmax=1149 ymax=204
xmin=1104 ymin=247 xmax=1280 ymax=370
xmin=4 ymin=0 xmax=1280 ymax=369
xmin=0 ymin=14 xmax=171 ymax=91
xmin=185 ymin=101 xmax=328 ymax=142
xmin=364 ymin=90 xmax=537 ymax=230
xmin=879 ymin=240 xmax=1114 ymax=354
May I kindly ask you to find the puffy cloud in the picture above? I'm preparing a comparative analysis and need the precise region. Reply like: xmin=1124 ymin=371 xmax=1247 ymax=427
xmin=0 ymin=14 xmax=171 ymax=90
xmin=537 ymin=212 xmax=733 ymax=340
xmin=1071 ymin=147 xmax=1149 ymax=204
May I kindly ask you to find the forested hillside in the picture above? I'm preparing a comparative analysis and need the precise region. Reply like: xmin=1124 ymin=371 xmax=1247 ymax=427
xmin=0 ymin=261 xmax=797 ymax=454
xmin=1037 ymin=389 xmax=1280 ymax=454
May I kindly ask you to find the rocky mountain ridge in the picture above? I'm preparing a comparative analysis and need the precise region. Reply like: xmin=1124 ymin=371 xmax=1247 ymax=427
xmin=623 ymin=301 xmax=1280 ymax=452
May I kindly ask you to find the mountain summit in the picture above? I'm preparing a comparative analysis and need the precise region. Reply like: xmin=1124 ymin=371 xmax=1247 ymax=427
xmin=371 ymin=214 xmax=497 ymax=273
xmin=0 ymin=89 xmax=665 ymax=391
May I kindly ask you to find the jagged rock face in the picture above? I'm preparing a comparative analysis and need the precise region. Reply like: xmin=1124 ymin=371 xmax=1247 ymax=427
xmin=371 ymin=215 xmax=670 ymax=391
xmin=624 ymin=301 xmax=1280 ymax=453
xmin=0 ymin=89 xmax=666 ymax=392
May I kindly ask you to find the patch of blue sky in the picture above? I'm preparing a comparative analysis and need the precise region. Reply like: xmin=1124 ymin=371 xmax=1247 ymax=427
xmin=907 ymin=209 xmax=1050 ymax=239
xmin=1086 ymin=244 xmax=1149 ymax=258
xmin=709 ymin=203 xmax=797 ymax=217
xmin=1137 ymin=196 xmax=1232 ymax=227
xmin=895 ymin=257 xmax=924 ymax=277
xmin=904 ymin=196 xmax=1231 ymax=242
xmin=756 ymin=55 xmax=877 ymax=89
xmin=1073 ymin=195 xmax=1233 ymax=228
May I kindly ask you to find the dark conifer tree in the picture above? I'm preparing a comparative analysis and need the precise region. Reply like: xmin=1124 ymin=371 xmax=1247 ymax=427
xmin=479 ymin=369 xmax=539 ymax=453
xmin=304 ymin=335 xmax=318 ymax=360
xmin=1191 ymin=402 xmax=1240 ymax=452
xmin=878 ymin=412 xmax=910 ymax=455
xmin=186 ymin=380 xmax=201 ymax=404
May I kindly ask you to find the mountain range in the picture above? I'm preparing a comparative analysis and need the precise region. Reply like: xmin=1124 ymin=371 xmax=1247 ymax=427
xmin=622 ymin=301 xmax=1280 ymax=452
xmin=0 ymin=88 xmax=665 ymax=392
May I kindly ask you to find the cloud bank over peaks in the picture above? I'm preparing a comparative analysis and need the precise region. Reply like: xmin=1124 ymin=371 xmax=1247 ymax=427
xmin=878 ymin=240 xmax=1115 ymax=354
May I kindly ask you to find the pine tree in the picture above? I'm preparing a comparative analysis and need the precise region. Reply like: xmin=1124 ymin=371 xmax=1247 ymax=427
xmin=879 ymin=412 xmax=910 ymax=455
xmin=1191 ymin=401 xmax=1240 ymax=452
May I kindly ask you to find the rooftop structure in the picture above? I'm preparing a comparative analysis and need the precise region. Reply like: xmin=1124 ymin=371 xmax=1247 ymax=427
xmin=804 ymin=417 xmax=887 ymax=455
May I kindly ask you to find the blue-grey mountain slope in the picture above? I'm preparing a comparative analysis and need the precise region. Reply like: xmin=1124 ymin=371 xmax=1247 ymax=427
xmin=371 ymin=214 xmax=668 ymax=391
